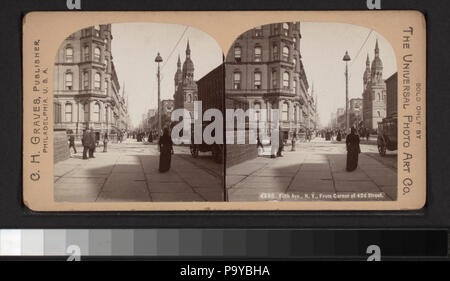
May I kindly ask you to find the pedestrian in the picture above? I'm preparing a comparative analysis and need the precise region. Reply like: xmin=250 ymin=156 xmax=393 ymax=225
xmin=158 ymin=127 xmax=173 ymax=172
xmin=148 ymin=131 xmax=153 ymax=143
xmin=291 ymin=132 xmax=297 ymax=151
xmin=68 ymin=130 xmax=77 ymax=154
xmin=81 ymin=128 xmax=92 ymax=160
xmin=277 ymin=131 xmax=284 ymax=157
xmin=88 ymin=128 xmax=96 ymax=158
xmin=257 ymin=135 xmax=264 ymax=156
xmin=103 ymin=132 xmax=109 ymax=152
xmin=336 ymin=130 xmax=342 ymax=142
xmin=270 ymin=128 xmax=279 ymax=158
xmin=346 ymin=127 xmax=361 ymax=172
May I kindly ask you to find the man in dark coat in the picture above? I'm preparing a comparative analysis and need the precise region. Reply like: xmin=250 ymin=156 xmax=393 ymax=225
xmin=88 ymin=128 xmax=96 ymax=158
xmin=346 ymin=127 xmax=361 ymax=171
xmin=82 ymin=129 xmax=91 ymax=159
xmin=68 ymin=130 xmax=76 ymax=154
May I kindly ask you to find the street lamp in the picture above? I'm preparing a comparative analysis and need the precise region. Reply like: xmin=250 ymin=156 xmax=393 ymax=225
xmin=155 ymin=52 xmax=163 ymax=137
xmin=342 ymin=51 xmax=351 ymax=133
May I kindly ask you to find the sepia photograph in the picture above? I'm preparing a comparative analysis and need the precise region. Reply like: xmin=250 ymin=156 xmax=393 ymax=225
xmin=225 ymin=22 xmax=398 ymax=202
xmin=52 ymin=22 xmax=224 ymax=202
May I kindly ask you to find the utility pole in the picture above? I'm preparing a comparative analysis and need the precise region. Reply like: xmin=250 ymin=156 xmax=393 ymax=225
xmin=155 ymin=52 xmax=163 ymax=136
xmin=343 ymin=51 xmax=351 ymax=133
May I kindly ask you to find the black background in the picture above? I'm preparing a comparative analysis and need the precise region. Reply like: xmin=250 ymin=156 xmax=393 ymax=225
xmin=0 ymin=0 xmax=448 ymax=230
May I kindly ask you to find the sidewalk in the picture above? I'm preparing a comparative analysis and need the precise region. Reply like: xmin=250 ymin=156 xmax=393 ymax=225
xmin=54 ymin=140 xmax=223 ymax=202
xmin=226 ymin=138 xmax=397 ymax=202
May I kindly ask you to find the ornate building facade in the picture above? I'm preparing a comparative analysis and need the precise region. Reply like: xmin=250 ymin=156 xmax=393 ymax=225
xmin=174 ymin=41 xmax=198 ymax=117
xmin=225 ymin=22 xmax=316 ymax=140
xmin=362 ymin=40 xmax=387 ymax=131
xmin=53 ymin=24 xmax=129 ymax=137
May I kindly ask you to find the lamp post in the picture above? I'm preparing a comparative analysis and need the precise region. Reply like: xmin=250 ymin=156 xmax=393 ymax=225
xmin=342 ymin=51 xmax=351 ymax=133
xmin=155 ymin=52 xmax=163 ymax=136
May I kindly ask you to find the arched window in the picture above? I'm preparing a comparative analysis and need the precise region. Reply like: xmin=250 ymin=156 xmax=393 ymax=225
xmin=271 ymin=70 xmax=277 ymax=88
xmin=283 ymin=72 xmax=290 ymax=89
xmin=65 ymin=103 xmax=72 ymax=122
xmin=254 ymin=46 xmax=262 ymax=62
xmin=83 ymin=103 xmax=89 ymax=122
xmin=187 ymin=94 xmax=192 ymax=103
xmin=282 ymin=102 xmax=289 ymax=121
xmin=282 ymin=46 xmax=289 ymax=61
xmin=234 ymin=46 xmax=241 ymax=62
xmin=65 ymin=47 xmax=73 ymax=63
xmin=282 ymin=23 xmax=289 ymax=36
xmin=93 ymin=103 xmax=100 ymax=122
xmin=94 ymin=47 xmax=101 ymax=62
xmin=83 ymin=71 xmax=89 ymax=90
xmin=94 ymin=73 xmax=101 ymax=90
xmin=254 ymin=72 xmax=262 ymax=89
xmin=233 ymin=72 xmax=241 ymax=89
xmin=65 ymin=72 xmax=73 ymax=90
xmin=84 ymin=46 xmax=89 ymax=61
xmin=272 ymin=45 xmax=279 ymax=60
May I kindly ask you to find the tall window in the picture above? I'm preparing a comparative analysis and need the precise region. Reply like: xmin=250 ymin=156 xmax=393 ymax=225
xmin=254 ymin=72 xmax=262 ymax=89
xmin=65 ymin=47 xmax=73 ymax=63
xmin=104 ymin=80 xmax=108 ymax=94
xmin=94 ymin=73 xmax=101 ymax=90
xmin=254 ymin=46 xmax=262 ymax=62
xmin=282 ymin=23 xmax=289 ymax=36
xmin=271 ymin=70 xmax=277 ymax=88
xmin=272 ymin=45 xmax=279 ymax=60
xmin=283 ymin=71 xmax=290 ymax=89
xmin=84 ymin=46 xmax=89 ymax=61
xmin=65 ymin=103 xmax=72 ymax=122
xmin=293 ymin=79 xmax=297 ymax=95
xmin=233 ymin=72 xmax=241 ymax=89
xmin=83 ymin=71 xmax=89 ymax=90
xmin=282 ymin=102 xmax=289 ymax=121
xmin=65 ymin=72 xmax=73 ymax=90
xmin=254 ymin=26 xmax=263 ymax=37
xmin=234 ymin=46 xmax=241 ymax=62
xmin=282 ymin=46 xmax=289 ymax=61
xmin=94 ymin=47 xmax=101 ymax=62
xmin=294 ymin=105 xmax=298 ymax=123
xmin=254 ymin=103 xmax=261 ymax=121
xmin=93 ymin=103 xmax=100 ymax=122
xmin=104 ymin=58 xmax=108 ymax=70
xmin=83 ymin=103 xmax=89 ymax=122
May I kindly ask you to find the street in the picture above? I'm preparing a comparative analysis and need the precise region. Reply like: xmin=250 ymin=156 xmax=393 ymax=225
xmin=54 ymin=139 xmax=223 ymax=202
xmin=226 ymin=137 xmax=397 ymax=202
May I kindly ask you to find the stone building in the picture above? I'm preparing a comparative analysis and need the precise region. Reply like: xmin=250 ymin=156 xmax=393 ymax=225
xmin=53 ymin=24 xmax=129 ymax=138
xmin=225 ymin=22 xmax=316 ymax=141
xmin=349 ymin=98 xmax=363 ymax=128
xmin=174 ymin=41 xmax=198 ymax=118
xmin=362 ymin=40 xmax=387 ymax=132
xmin=385 ymin=72 xmax=398 ymax=118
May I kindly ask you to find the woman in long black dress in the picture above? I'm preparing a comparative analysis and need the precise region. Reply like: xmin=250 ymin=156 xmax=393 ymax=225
xmin=346 ymin=127 xmax=361 ymax=171
xmin=159 ymin=127 xmax=173 ymax=172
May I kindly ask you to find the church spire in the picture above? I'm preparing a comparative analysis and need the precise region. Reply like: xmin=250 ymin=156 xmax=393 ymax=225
xmin=375 ymin=39 xmax=379 ymax=57
xmin=366 ymin=53 xmax=370 ymax=67
xmin=177 ymin=54 xmax=181 ymax=68
xmin=186 ymin=39 xmax=191 ymax=58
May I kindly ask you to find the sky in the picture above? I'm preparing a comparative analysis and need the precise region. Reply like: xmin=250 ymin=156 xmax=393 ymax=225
xmin=300 ymin=22 xmax=397 ymax=126
xmin=111 ymin=22 xmax=223 ymax=127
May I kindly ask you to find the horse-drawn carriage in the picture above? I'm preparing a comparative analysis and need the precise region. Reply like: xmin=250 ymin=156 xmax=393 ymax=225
xmin=189 ymin=124 xmax=223 ymax=163
xmin=377 ymin=115 xmax=397 ymax=156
